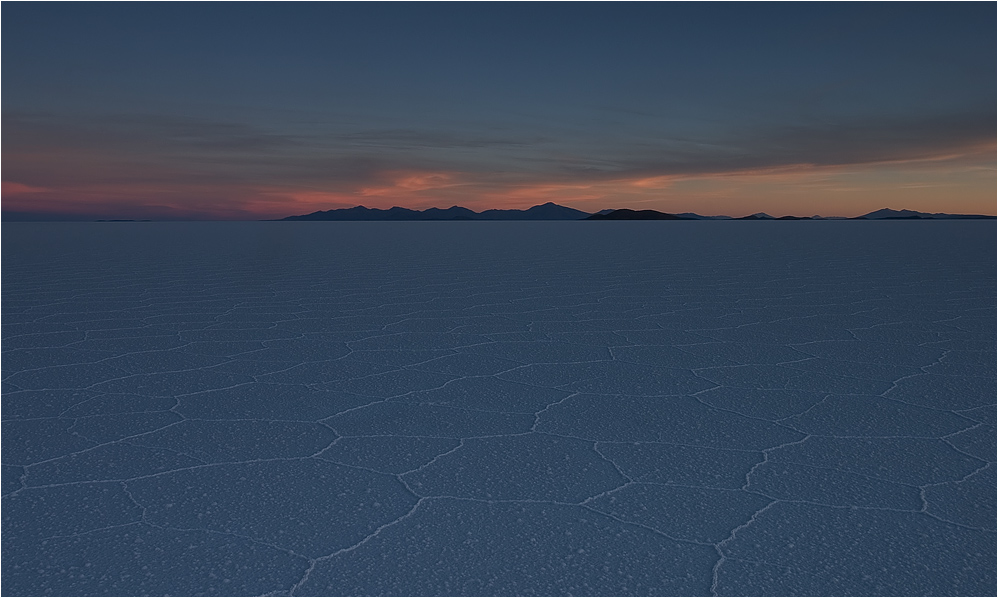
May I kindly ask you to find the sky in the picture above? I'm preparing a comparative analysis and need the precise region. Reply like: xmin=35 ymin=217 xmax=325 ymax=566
xmin=2 ymin=2 xmax=995 ymax=220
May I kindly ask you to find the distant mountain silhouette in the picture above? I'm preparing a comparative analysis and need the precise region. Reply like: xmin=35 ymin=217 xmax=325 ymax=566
xmin=676 ymin=212 xmax=733 ymax=220
xmin=475 ymin=202 xmax=592 ymax=220
xmin=736 ymin=212 xmax=816 ymax=220
xmin=585 ymin=209 xmax=684 ymax=220
xmin=275 ymin=204 xmax=995 ymax=222
xmin=855 ymin=208 xmax=996 ymax=220
xmin=281 ymin=202 xmax=590 ymax=221
xmin=282 ymin=205 xmax=476 ymax=221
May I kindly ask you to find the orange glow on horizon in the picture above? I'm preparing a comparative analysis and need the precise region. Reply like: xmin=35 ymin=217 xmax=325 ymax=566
xmin=3 ymin=143 xmax=994 ymax=220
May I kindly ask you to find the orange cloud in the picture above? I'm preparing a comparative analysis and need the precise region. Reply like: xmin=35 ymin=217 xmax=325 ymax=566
xmin=358 ymin=171 xmax=465 ymax=197
xmin=629 ymin=175 xmax=676 ymax=189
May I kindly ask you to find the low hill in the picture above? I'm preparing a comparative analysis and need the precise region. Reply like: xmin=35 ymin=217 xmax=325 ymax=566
xmin=585 ymin=209 xmax=684 ymax=220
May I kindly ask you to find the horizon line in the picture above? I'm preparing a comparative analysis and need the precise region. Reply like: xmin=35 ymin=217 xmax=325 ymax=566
xmin=3 ymin=203 xmax=997 ymax=222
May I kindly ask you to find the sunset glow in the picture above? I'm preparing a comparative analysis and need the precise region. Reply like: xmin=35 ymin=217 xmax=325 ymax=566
xmin=3 ymin=3 xmax=994 ymax=220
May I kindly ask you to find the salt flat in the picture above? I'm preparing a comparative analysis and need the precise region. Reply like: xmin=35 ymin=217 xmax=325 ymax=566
xmin=2 ymin=221 xmax=995 ymax=596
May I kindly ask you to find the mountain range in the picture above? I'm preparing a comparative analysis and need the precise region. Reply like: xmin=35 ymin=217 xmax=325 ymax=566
xmin=852 ymin=208 xmax=995 ymax=220
xmin=280 ymin=202 xmax=590 ymax=221
xmin=279 ymin=203 xmax=995 ymax=221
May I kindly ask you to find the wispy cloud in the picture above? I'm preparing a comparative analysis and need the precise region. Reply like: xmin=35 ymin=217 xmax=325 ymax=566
xmin=2 ymin=107 xmax=994 ymax=219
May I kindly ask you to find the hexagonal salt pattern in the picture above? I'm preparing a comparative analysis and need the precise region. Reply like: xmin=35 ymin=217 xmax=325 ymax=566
xmin=3 ymin=221 xmax=995 ymax=595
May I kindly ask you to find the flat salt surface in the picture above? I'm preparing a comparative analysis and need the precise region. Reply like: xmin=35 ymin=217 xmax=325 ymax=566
xmin=2 ymin=221 xmax=995 ymax=596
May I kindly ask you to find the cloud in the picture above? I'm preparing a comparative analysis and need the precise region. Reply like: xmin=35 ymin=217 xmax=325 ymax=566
xmin=2 ymin=181 xmax=49 ymax=194
xmin=2 ymin=107 xmax=993 ymax=219
xmin=543 ymin=109 xmax=996 ymax=181
xmin=334 ymin=128 xmax=549 ymax=150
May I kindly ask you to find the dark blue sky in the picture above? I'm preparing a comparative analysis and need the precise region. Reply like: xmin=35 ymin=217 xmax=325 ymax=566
xmin=3 ymin=2 xmax=994 ymax=219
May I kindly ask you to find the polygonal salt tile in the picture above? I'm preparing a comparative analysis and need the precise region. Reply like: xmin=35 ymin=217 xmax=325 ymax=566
xmin=2 ymin=464 xmax=25 ymax=495
xmin=785 ymin=394 xmax=971 ymax=437
xmin=176 ymin=384 xmax=373 ymax=420
xmin=59 ymin=393 xmax=177 ymax=417
xmin=884 ymin=374 xmax=995 ymax=410
xmin=746 ymin=460 xmax=922 ymax=509
xmin=328 ymin=402 xmax=533 ymax=438
xmin=26 ymin=443 xmax=204 ymax=486
xmin=766 ymin=436 xmax=982 ymax=485
xmin=546 ymin=331 xmax=634 ymax=347
xmin=132 ymin=420 xmax=337 ymax=462
xmin=956 ymin=404 xmax=996 ymax=426
xmin=410 ymin=352 xmax=522 ymax=376
xmin=1 ymin=330 xmax=87 ymax=350
xmin=465 ymin=341 xmax=612 ymax=364
xmin=343 ymin=349 xmax=455 ymax=367
xmin=103 ymin=350 xmax=230 ymax=375
xmin=675 ymin=341 xmax=813 ymax=366
xmin=5 ymin=362 xmax=132 ymax=391
xmin=589 ymin=484 xmax=771 ymax=543
xmin=88 ymin=368 xmax=255 ymax=397
xmin=923 ymin=463 xmax=996 ymax=530
xmin=180 ymin=340 xmax=268 ymax=357
xmin=613 ymin=344 xmax=736 ymax=369
xmin=69 ymin=412 xmax=183 ymax=444
xmin=332 ymin=369 xmax=456 ymax=398
xmin=783 ymin=357 xmax=921 ymax=382
xmin=1 ymin=418 xmax=94 ymax=465
xmin=694 ymin=387 xmax=826 ymax=421
xmin=1 ymin=347 xmax=113 ymax=375
xmin=1 ymin=389 xmax=104 ymax=419
xmin=537 ymin=394 xmax=802 ymax=449
xmin=721 ymin=502 xmax=994 ymax=596
xmin=318 ymin=436 xmax=461 ymax=474
xmin=945 ymin=423 xmax=997 ymax=462
xmin=348 ymin=332 xmax=487 ymax=351
xmin=791 ymin=340 xmax=945 ymax=366
xmin=2 ymin=523 xmax=306 ymax=596
xmin=402 ymin=434 xmax=626 ymax=502
xmin=402 ymin=376 xmax=570 ymax=413
xmin=1 ymin=483 xmax=143 ymax=540
xmin=128 ymin=459 xmax=416 ymax=558
xmin=257 ymin=359 xmax=393 ymax=385
xmin=696 ymin=364 xmax=892 ymax=395
xmin=299 ymin=499 xmax=718 ymax=596
xmin=597 ymin=441 xmax=762 ymax=489
xmin=618 ymin=329 xmax=714 ymax=346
